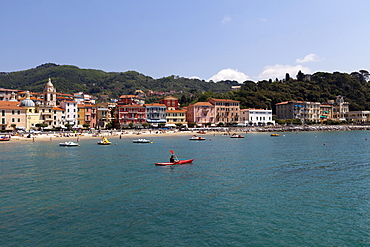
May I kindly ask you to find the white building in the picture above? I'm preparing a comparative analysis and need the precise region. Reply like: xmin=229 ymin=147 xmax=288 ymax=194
xmin=60 ymin=100 xmax=78 ymax=126
xmin=240 ymin=109 xmax=275 ymax=126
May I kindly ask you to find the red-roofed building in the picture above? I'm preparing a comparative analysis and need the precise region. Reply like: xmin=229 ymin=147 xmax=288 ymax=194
xmin=208 ymin=98 xmax=240 ymax=124
xmin=118 ymin=95 xmax=145 ymax=106
xmin=0 ymin=101 xmax=26 ymax=131
xmin=145 ymin=103 xmax=166 ymax=126
xmin=186 ymin=102 xmax=215 ymax=127
xmin=159 ymin=96 xmax=179 ymax=110
xmin=117 ymin=104 xmax=146 ymax=127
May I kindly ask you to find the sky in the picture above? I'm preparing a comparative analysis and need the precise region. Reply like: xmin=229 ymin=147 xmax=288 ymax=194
xmin=2 ymin=0 xmax=370 ymax=83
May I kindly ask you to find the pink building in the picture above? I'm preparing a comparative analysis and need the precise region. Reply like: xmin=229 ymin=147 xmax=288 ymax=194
xmin=186 ymin=102 xmax=215 ymax=127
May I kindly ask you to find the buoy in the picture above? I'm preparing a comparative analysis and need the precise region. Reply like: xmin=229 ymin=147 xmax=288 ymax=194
xmin=323 ymin=143 xmax=326 ymax=145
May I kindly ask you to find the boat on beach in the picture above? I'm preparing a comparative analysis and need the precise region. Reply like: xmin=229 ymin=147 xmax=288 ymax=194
xmin=133 ymin=138 xmax=153 ymax=143
xmin=97 ymin=137 xmax=111 ymax=145
xmin=59 ymin=141 xmax=80 ymax=147
xmin=189 ymin=135 xmax=206 ymax=141
xmin=0 ymin=135 xmax=11 ymax=141
xmin=155 ymin=159 xmax=194 ymax=166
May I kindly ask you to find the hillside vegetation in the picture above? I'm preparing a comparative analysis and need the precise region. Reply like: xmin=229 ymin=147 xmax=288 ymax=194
xmin=1 ymin=63 xmax=369 ymax=113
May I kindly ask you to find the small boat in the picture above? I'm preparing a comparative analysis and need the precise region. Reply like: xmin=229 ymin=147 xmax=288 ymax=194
xmin=59 ymin=141 xmax=80 ymax=147
xmin=0 ymin=136 xmax=11 ymax=141
xmin=271 ymin=133 xmax=280 ymax=137
xmin=189 ymin=135 xmax=206 ymax=141
xmin=97 ymin=137 xmax=111 ymax=145
xmin=230 ymin=133 xmax=244 ymax=138
xmin=133 ymin=139 xmax=153 ymax=143
xmin=155 ymin=159 xmax=194 ymax=166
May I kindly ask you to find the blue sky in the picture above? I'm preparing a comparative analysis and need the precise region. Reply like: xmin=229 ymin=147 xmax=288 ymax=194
xmin=2 ymin=0 xmax=370 ymax=82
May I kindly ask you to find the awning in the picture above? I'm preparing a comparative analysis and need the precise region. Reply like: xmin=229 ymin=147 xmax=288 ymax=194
xmin=165 ymin=124 xmax=177 ymax=127
xmin=16 ymin=126 xmax=25 ymax=130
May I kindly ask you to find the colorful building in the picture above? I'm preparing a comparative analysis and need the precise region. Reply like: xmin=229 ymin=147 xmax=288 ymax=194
xmin=186 ymin=102 xmax=215 ymax=127
xmin=145 ymin=103 xmax=166 ymax=126
xmin=240 ymin=109 xmax=275 ymax=126
xmin=208 ymin=98 xmax=240 ymax=124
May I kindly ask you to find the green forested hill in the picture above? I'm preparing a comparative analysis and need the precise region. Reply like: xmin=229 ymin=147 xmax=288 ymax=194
xmin=0 ymin=63 xmax=237 ymax=98
xmin=1 ymin=63 xmax=369 ymax=112
xmin=193 ymin=70 xmax=370 ymax=113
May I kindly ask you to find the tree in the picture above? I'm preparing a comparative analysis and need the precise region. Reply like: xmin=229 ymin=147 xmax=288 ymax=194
xmin=297 ymin=70 xmax=305 ymax=81
xmin=285 ymin=73 xmax=290 ymax=82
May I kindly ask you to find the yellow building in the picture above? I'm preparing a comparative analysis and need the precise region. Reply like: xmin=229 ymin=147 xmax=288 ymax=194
xmin=166 ymin=109 xmax=187 ymax=127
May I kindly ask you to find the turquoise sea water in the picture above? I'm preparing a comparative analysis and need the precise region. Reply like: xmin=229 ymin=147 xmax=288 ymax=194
xmin=1 ymin=131 xmax=370 ymax=246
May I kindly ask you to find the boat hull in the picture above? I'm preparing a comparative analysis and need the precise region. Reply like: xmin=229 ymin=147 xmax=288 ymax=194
xmin=155 ymin=159 xmax=194 ymax=166
xmin=97 ymin=142 xmax=111 ymax=145
xmin=59 ymin=142 xmax=80 ymax=147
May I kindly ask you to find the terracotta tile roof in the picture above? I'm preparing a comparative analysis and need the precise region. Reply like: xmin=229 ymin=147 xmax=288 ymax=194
xmin=0 ymin=101 xmax=23 ymax=109
xmin=144 ymin=103 xmax=166 ymax=107
xmin=192 ymin=102 xmax=213 ymax=106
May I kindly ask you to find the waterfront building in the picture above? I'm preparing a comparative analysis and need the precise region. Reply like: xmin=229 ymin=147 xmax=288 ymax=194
xmin=186 ymin=102 xmax=215 ymax=127
xmin=275 ymin=101 xmax=321 ymax=123
xmin=145 ymin=103 xmax=167 ymax=127
xmin=345 ymin=111 xmax=370 ymax=123
xmin=330 ymin=96 xmax=350 ymax=121
xmin=208 ymin=98 xmax=240 ymax=125
xmin=117 ymin=105 xmax=146 ymax=127
xmin=0 ymin=101 xmax=26 ymax=131
xmin=20 ymin=91 xmax=38 ymax=131
xmin=165 ymin=109 xmax=187 ymax=127
xmin=60 ymin=100 xmax=78 ymax=127
xmin=319 ymin=104 xmax=333 ymax=122
xmin=96 ymin=102 xmax=116 ymax=129
xmin=240 ymin=109 xmax=275 ymax=126
xmin=83 ymin=104 xmax=96 ymax=129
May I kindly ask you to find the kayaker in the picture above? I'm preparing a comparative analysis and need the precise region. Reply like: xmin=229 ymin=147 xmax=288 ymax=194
xmin=170 ymin=154 xmax=179 ymax=163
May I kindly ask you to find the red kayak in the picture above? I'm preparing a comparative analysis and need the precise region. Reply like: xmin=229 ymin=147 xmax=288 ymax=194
xmin=155 ymin=159 xmax=194 ymax=166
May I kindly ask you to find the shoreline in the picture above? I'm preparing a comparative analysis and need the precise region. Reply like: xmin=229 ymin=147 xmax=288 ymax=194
xmin=6 ymin=124 xmax=370 ymax=142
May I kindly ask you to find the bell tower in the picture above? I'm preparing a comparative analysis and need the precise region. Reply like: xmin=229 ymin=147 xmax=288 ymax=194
xmin=43 ymin=78 xmax=57 ymax=106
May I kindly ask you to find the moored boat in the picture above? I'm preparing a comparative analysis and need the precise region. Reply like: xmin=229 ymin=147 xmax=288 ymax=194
xmin=133 ymin=138 xmax=153 ymax=143
xmin=189 ymin=135 xmax=206 ymax=141
xmin=271 ymin=133 xmax=280 ymax=137
xmin=155 ymin=159 xmax=194 ymax=166
xmin=230 ymin=133 xmax=244 ymax=138
xmin=0 ymin=135 xmax=11 ymax=141
xmin=59 ymin=141 xmax=80 ymax=147
xmin=97 ymin=137 xmax=111 ymax=145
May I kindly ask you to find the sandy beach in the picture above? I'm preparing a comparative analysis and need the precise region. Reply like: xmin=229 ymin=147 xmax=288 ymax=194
xmin=7 ymin=124 xmax=370 ymax=142
xmin=9 ymin=129 xmax=220 ymax=142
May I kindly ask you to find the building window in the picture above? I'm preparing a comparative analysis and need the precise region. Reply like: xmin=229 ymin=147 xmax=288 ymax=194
xmin=12 ymin=118 xmax=15 ymax=122
xmin=12 ymin=110 xmax=14 ymax=114
xmin=17 ymin=118 xmax=20 ymax=122
xmin=1 ymin=110 xmax=4 ymax=116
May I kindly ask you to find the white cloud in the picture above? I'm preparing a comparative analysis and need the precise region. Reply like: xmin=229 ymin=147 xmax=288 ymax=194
xmin=296 ymin=53 xmax=321 ymax=63
xmin=258 ymin=64 xmax=311 ymax=80
xmin=208 ymin=68 xmax=250 ymax=83
xmin=222 ymin=16 xmax=231 ymax=24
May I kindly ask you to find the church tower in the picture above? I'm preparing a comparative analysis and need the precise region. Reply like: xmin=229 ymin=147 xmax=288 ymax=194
xmin=43 ymin=78 xmax=57 ymax=106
